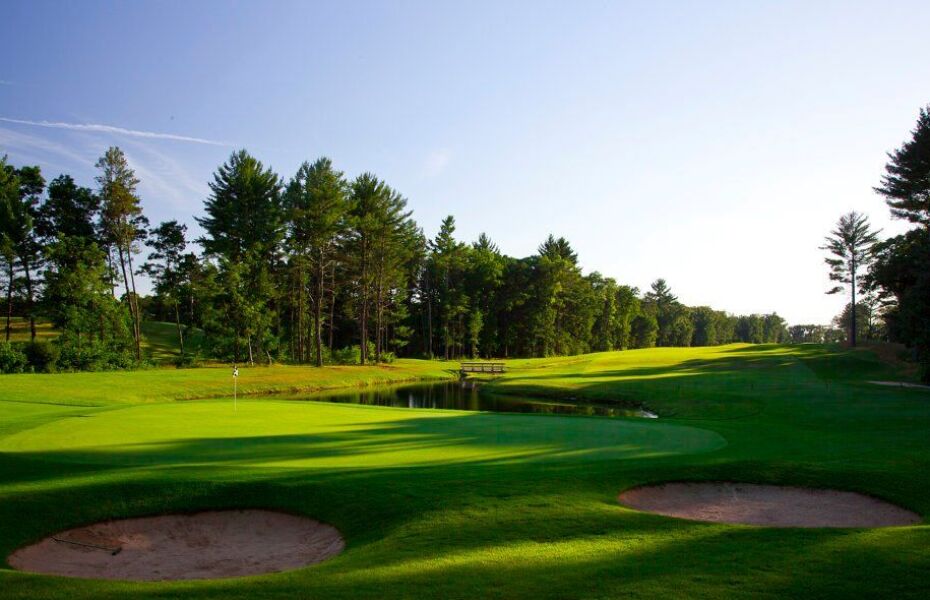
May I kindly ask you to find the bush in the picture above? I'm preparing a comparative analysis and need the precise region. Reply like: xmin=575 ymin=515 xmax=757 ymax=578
xmin=0 ymin=342 xmax=28 ymax=374
xmin=331 ymin=345 xmax=361 ymax=365
xmin=23 ymin=341 xmax=60 ymax=373
xmin=56 ymin=336 xmax=138 ymax=372
xmin=330 ymin=343 xmax=393 ymax=365
xmin=174 ymin=353 xmax=198 ymax=368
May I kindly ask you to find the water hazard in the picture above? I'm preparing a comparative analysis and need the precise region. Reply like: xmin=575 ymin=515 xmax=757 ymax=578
xmin=301 ymin=381 xmax=657 ymax=418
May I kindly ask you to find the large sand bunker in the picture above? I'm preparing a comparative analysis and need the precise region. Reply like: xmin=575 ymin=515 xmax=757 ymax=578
xmin=8 ymin=509 xmax=344 ymax=581
xmin=618 ymin=482 xmax=921 ymax=528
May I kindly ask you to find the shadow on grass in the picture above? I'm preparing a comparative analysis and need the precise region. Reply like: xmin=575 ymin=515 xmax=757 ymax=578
xmin=2 ymin=457 xmax=929 ymax=600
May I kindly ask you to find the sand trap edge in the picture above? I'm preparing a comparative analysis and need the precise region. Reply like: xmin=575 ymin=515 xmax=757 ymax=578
xmin=618 ymin=481 xmax=922 ymax=528
xmin=7 ymin=509 xmax=346 ymax=581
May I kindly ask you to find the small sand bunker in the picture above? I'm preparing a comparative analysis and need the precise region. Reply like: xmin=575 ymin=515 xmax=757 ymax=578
xmin=619 ymin=482 xmax=921 ymax=528
xmin=8 ymin=509 xmax=344 ymax=581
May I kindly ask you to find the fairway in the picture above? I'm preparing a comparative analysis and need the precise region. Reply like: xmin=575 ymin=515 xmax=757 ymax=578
xmin=2 ymin=344 xmax=930 ymax=598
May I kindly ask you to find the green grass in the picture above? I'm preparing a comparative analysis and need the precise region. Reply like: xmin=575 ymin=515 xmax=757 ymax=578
xmin=139 ymin=321 xmax=206 ymax=362
xmin=3 ymin=317 xmax=58 ymax=343
xmin=7 ymin=318 xmax=205 ymax=364
xmin=1 ymin=344 xmax=929 ymax=598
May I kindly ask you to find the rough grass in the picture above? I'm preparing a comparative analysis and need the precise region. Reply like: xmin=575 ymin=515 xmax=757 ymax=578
xmin=1 ymin=344 xmax=929 ymax=599
xmin=3 ymin=317 xmax=58 ymax=343
xmin=7 ymin=318 xmax=206 ymax=364
xmin=139 ymin=321 xmax=206 ymax=362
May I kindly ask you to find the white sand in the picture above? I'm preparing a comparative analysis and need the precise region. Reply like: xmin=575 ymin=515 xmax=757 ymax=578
xmin=619 ymin=482 xmax=921 ymax=528
xmin=8 ymin=509 xmax=344 ymax=581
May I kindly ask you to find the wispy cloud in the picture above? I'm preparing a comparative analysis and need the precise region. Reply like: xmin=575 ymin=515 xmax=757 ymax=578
xmin=1 ymin=126 xmax=210 ymax=212
xmin=0 ymin=126 xmax=92 ymax=167
xmin=122 ymin=143 xmax=210 ymax=210
xmin=423 ymin=148 xmax=452 ymax=177
xmin=0 ymin=117 xmax=225 ymax=146
xmin=0 ymin=80 xmax=14 ymax=86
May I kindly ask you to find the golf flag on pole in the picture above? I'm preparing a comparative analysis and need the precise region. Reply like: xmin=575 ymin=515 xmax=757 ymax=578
xmin=233 ymin=366 xmax=239 ymax=411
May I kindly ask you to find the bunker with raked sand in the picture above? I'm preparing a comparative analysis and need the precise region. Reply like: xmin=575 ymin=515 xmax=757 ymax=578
xmin=618 ymin=482 xmax=921 ymax=528
xmin=9 ymin=510 xmax=345 ymax=581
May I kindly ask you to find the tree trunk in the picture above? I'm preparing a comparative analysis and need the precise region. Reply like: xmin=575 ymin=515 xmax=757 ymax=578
xmin=4 ymin=261 xmax=12 ymax=341
xmin=126 ymin=250 xmax=142 ymax=359
xmin=174 ymin=301 xmax=185 ymax=356
xmin=314 ymin=248 xmax=324 ymax=367
xmin=116 ymin=248 xmax=139 ymax=356
xmin=188 ymin=283 xmax=195 ymax=330
xmin=297 ymin=267 xmax=304 ymax=362
xmin=427 ymin=287 xmax=433 ymax=358
xmin=105 ymin=246 xmax=117 ymax=298
xmin=328 ymin=261 xmax=336 ymax=351
xmin=23 ymin=257 xmax=35 ymax=341
xmin=359 ymin=238 xmax=368 ymax=365
xmin=850 ymin=257 xmax=857 ymax=348
xmin=375 ymin=268 xmax=383 ymax=363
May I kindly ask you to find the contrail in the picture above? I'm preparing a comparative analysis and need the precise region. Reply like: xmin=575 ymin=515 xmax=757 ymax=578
xmin=0 ymin=117 xmax=225 ymax=146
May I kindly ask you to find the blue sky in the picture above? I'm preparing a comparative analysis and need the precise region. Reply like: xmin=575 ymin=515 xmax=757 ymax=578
xmin=2 ymin=0 xmax=929 ymax=324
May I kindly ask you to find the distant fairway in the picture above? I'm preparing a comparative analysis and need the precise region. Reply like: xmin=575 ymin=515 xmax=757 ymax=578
xmin=2 ymin=344 xmax=929 ymax=599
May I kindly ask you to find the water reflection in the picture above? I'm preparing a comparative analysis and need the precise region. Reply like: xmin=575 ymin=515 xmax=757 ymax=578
xmin=301 ymin=381 xmax=657 ymax=418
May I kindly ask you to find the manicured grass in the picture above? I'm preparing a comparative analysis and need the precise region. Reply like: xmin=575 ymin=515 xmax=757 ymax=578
xmin=0 ymin=360 xmax=457 ymax=406
xmin=1 ymin=344 xmax=929 ymax=599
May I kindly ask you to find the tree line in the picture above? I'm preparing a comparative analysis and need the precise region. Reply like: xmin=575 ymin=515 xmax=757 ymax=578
xmin=821 ymin=104 xmax=930 ymax=382
xmin=2 ymin=146 xmax=790 ymax=371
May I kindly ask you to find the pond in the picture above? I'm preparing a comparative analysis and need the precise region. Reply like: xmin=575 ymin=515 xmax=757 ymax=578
xmin=298 ymin=381 xmax=657 ymax=418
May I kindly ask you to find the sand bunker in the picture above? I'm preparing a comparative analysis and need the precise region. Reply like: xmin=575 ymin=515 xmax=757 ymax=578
xmin=618 ymin=482 xmax=921 ymax=528
xmin=8 ymin=509 xmax=344 ymax=581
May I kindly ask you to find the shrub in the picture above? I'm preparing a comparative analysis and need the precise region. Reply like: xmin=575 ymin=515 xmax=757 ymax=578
xmin=330 ymin=343 xmax=393 ymax=365
xmin=23 ymin=341 xmax=60 ymax=373
xmin=0 ymin=342 xmax=28 ymax=374
xmin=331 ymin=345 xmax=361 ymax=365
xmin=174 ymin=353 xmax=198 ymax=368
xmin=55 ymin=336 xmax=138 ymax=372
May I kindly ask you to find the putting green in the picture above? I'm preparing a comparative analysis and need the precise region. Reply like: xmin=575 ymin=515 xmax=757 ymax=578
xmin=0 ymin=400 xmax=726 ymax=468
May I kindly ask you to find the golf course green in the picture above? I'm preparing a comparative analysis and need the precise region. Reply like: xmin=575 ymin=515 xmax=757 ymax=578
xmin=2 ymin=343 xmax=929 ymax=598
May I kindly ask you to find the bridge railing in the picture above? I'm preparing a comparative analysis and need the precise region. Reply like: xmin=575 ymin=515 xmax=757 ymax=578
xmin=460 ymin=362 xmax=506 ymax=374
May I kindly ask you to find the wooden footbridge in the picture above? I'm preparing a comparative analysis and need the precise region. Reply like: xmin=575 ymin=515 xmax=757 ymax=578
xmin=460 ymin=362 xmax=506 ymax=376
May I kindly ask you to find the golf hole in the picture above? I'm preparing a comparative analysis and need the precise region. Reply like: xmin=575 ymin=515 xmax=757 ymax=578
xmin=618 ymin=482 xmax=921 ymax=528
xmin=8 ymin=509 xmax=345 ymax=581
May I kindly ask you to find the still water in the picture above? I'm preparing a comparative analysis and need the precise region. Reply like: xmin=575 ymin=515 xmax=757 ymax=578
xmin=301 ymin=381 xmax=657 ymax=418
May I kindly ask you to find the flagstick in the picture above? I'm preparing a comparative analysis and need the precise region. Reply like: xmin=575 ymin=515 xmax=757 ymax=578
xmin=233 ymin=364 xmax=238 ymax=412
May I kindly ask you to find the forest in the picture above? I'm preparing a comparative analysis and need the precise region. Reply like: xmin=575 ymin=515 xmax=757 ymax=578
xmin=1 ymin=149 xmax=789 ymax=372
xmin=1 ymin=106 xmax=928 ymax=381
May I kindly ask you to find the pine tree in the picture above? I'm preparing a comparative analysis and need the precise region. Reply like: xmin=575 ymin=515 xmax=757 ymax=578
xmin=285 ymin=157 xmax=349 ymax=366
xmin=142 ymin=221 xmax=189 ymax=355
xmin=197 ymin=150 xmax=283 ymax=362
xmin=821 ymin=211 xmax=880 ymax=347
xmin=875 ymin=105 xmax=930 ymax=228
xmin=0 ymin=157 xmax=19 ymax=341
xmin=96 ymin=147 xmax=147 ymax=359
xmin=429 ymin=216 xmax=468 ymax=359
